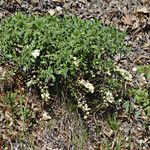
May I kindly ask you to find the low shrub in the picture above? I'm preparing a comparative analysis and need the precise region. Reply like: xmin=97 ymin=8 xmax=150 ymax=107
xmin=0 ymin=12 xmax=129 ymax=117
xmin=129 ymin=88 xmax=150 ymax=116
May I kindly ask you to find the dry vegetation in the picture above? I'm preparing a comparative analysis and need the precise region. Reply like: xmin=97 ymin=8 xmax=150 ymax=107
xmin=0 ymin=0 xmax=150 ymax=149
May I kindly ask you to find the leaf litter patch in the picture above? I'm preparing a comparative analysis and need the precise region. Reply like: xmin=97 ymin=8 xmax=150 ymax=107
xmin=0 ymin=0 xmax=150 ymax=149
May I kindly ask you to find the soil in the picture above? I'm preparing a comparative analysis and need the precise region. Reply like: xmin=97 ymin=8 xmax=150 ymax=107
xmin=0 ymin=0 xmax=150 ymax=149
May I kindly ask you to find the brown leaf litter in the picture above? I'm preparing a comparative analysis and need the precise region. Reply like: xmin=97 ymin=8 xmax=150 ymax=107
xmin=0 ymin=0 xmax=150 ymax=149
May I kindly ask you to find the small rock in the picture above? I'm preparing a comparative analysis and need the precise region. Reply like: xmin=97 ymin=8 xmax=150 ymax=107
xmin=132 ymin=67 xmax=137 ymax=72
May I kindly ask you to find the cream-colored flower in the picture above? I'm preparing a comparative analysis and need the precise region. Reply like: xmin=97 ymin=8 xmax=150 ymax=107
xmin=79 ymin=79 xmax=86 ymax=85
xmin=41 ymin=94 xmax=45 ymax=99
xmin=86 ymin=112 xmax=90 ymax=115
xmin=115 ymin=66 xmax=132 ymax=81
xmin=79 ymin=79 xmax=94 ymax=93
xmin=73 ymin=60 xmax=79 ymax=67
xmin=32 ymin=49 xmax=40 ymax=59
xmin=72 ymin=57 xmax=79 ymax=67
xmin=72 ymin=57 xmax=77 ymax=60
xmin=105 ymin=90 xmax=114 ymax=103
xmin=84 ymin=115 xmax=88 ymax=120
xmin=85 ymin=81 xmax=94 ymax=93
xmin=26 ymin=80 xmax=32 ymax=87
xmin=41 ymin=89 xmax=50 ymax=101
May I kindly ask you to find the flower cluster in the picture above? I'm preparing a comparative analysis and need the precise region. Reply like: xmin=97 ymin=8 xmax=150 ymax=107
xmin=103 ymin=90 xmax=115 ymax=105
xmin=78 ymin=79 xmax=94 ymax=93
xmin=40 ymin=86 xmax=50 ymax=102
xmin=115 ymin=66 xmax=132 ymax=82
xmin=26 ymin=75 xmax=38 ymax=87
xmin=32 ymin=49 xmax=40 ymax=59
xmin=72 ymin=56 xmax=79 ymax=67
xmin=26 ymin=75 xmax=50 ymax=102
xmin=78 ymin=99 xmax=91 ymax=120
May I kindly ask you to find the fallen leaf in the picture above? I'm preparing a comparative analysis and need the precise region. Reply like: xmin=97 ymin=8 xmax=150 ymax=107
xmin=143 ymin=42 xmax=150 ymax=48
xmin=143 ymin=33 xmax=150 ymax=48
xmin=15 ymin=0 xmax=21 ymax=5
xmin=52 ymin=0 xmax=65 ymax=3
xmin=136 ymin=7 xmax=150 ymax=14
xmin=137 ymin=73 xmax=147 ymax=87
xmin=30 ymin=0 xmax=39 ymax=6
xmin=132 ymin=20 xmax=140 ymax=30
xmin=141 ymin=0 xmax=149 ymax=4
xmin=130 ymin=142 xmax=135 ymax=150
xmin=122 ymin=14 xmax=134 ymax=25
xmin=0 ymin=66 xmax=4 ymax=75
xmin=42 ymin=111 xmax=51 ymax=121
xmin=103 ymin=127 xmax=114 ymax=138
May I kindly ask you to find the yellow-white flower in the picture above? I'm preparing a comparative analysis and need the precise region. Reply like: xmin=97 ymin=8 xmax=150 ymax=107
xmin=115 ymin=66 xmax=132 ymax=82
xmin=105 ymin=90 xmax=114 ymax=103
xmin=32 ymin=49 xmax=40 ymax=59
xmin=79 ymin=79 xmax=94 ymax=93
xmin=72 ymin=57 xmax=79 ymax=67
xmin=41 ymin=91 xmax=50 ymax=99
xmin=26 ymin=80 xmax=32 ymax=87
xmin=73 ymin=60 xmax=79 ymax=67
